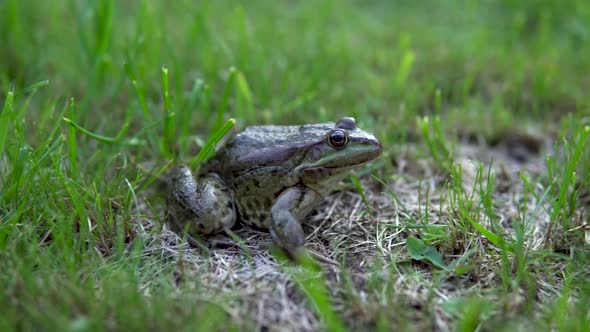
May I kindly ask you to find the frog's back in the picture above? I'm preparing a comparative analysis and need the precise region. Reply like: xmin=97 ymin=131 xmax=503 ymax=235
xmin=227 ymin=123 xmax=333 ymax=152
xmin=200 ymin=123 xmax=333 ymax=228
xmin=207 ymin=123 xmax=333 ymax=174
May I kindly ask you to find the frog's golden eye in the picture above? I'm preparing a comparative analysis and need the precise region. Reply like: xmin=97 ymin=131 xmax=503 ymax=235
xmin=328 ymin=129 xmax=348 ymax=148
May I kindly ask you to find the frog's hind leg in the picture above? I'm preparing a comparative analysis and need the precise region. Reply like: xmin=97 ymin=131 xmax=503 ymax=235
xmin=166 ymin=166 xmax=236 ymax=240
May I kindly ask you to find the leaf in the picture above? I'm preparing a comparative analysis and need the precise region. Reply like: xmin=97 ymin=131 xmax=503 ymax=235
xmin=459 ymin=208 xmax=515 ymax=253
xmin=406 ymin=236 xmax=450 ymax=271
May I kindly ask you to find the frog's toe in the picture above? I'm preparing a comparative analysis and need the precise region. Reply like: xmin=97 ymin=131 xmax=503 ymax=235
xmin=269 ymin=216 xmax=305 ymax=255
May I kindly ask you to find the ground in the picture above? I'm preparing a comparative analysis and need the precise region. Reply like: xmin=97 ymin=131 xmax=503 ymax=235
xmin=133 ymin=135 xmax=563 ymax=331
xmin=1 ymin=0 xmax=590 ymax=331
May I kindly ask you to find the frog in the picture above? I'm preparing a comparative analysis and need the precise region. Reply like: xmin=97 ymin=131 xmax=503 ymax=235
xmin=166 ymin=117 xmax=381 ymax=258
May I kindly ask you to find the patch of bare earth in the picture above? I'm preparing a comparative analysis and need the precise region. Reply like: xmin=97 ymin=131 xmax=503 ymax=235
xmin=131 ymin=136 xmax=583 ymax=331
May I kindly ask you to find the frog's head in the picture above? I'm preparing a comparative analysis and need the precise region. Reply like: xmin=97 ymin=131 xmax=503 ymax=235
xmin=296 ymin=117 xmax=381 ymax=186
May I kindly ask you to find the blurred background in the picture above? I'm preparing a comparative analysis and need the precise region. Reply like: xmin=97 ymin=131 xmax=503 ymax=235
xmin=2 ymin=0 xmax=589 ymax=148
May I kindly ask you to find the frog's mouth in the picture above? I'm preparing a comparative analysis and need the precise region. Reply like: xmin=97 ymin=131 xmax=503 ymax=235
xmin=311 ymin=141 xmax=382 ymax=168
xmin=315 ymin=160 xmax=371 ymax=172
xmin=296 ymin=161 xmax=373 ymax=184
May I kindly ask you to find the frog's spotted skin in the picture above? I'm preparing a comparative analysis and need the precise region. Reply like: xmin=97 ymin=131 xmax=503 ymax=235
xmin=166 ymin=117 xmax=381 ymax=255
xmin=167 ymin=168 xmax=236 ymax=235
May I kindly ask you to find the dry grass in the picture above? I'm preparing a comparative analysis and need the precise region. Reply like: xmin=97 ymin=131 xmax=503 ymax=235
xmin=130 ymin=133 xmax=572 ymax=331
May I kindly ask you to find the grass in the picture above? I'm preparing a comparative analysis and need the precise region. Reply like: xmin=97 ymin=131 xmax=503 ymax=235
xmin=1 ymin=0 xmax=590 ymax=330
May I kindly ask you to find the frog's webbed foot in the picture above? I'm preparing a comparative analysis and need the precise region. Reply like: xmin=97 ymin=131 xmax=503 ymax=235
xmin=167 ymin=166 xmax=236 ymax=240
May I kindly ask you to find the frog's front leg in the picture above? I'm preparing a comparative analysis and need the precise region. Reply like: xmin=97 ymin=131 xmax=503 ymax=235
xmin=167 ymin=166 xmax=237 ymax=240
xmin=270 ymin=186 xmax=319 ymax=257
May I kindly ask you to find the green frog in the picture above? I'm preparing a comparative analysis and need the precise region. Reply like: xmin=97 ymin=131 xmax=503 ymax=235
xmin=167 ymin=117 xmax=381 ymax=257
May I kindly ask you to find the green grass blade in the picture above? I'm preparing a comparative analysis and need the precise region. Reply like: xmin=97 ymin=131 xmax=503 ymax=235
xmin=215 ymin=67 xmax=237 ymax=130
xmin=124 ymin=63 xmax=150 ymax=118
xmin=235 ymin=70 xmax=254 ymax=121
xmin=161 ymin=66 xmax=174 ymax=158
xmin=189 ymin=118 xmax=235 ymax=168
xmin=67 ymin=98 xmax=78 ymax=175
xmin=283 ymin=254 xmax=347 ymax=332
xmin=0 ymin=90 xmax=14 ymax=156
xmin=394 ymin=49 xmax=415 ymax=87
xmin=350 ymin=174 xmax=370 ymax=209
xmin=552 ymin=126 xmax=589 ymax=224
xmin=94 ymin=0 xmax=114 ymax=56
xmin=62 ymin=117 xmax=127 ymax=144
xmin=418 ymin=116 xmax=453 ymax=174
xmin=18 ymin=80 xmax=50 ymax=95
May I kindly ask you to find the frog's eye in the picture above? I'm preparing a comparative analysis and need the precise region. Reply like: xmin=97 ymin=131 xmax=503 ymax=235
xmin=328 ymin=129 xmax=348 ymax=148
